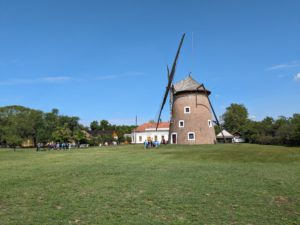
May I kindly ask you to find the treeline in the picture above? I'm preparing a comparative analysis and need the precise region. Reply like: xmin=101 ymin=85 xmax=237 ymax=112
xmin=0 ymin=105 xmax=135 ymax=148
xmin=2 ymin=104 xmax=299 ymax=148
xmin=88 ymin=120 xmax=136 ymax=145
xmin=221 ymin=104 xmax=300 ymax=146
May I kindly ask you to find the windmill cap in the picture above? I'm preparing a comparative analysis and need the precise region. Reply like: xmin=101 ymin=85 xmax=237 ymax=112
xmin=173 ymin=75 xmax=211 ymax=95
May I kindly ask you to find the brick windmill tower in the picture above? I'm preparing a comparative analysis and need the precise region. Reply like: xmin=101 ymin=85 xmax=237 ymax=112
xmin=156 ymin=34 xmax=224 ymax=144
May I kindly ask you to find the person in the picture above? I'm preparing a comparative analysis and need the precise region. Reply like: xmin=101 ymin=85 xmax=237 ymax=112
xmin=36 ymin=143 xmax=41 ymax=151
xmin=144 ymin=139 xmax=148 ymax=149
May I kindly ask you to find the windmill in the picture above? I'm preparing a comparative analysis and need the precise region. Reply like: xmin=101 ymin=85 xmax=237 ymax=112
xmin=156 ymin=33 xmax=225 ymax=144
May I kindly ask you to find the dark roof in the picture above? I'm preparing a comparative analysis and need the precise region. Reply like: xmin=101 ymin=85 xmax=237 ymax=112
xmin=87 ymin=130 xmax=114 ymax=136
xmin=173 ymin=75 xmax=211 ymax=95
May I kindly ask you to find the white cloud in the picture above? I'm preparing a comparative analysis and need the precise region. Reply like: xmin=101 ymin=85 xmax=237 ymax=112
xmin=0 ymin=71 xmax=144 ymax=86
xmin=0 ymin=76 xmax=72 ymax=86
xmin=95 ymin=72 xmax=144 ymax=80
xmin=294 ymin=72 xmax=300 ymax=81
xmin=42 ymin=76 xmax=72 ymax=82
xmin=266 ymin=61 xmax=300 ymax=71
xmin=249 ymin=115 xmax=256 ymax=120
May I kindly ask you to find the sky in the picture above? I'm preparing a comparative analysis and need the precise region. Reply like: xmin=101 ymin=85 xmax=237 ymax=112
xmin=0 ymin=0 xmax=299 ymax=126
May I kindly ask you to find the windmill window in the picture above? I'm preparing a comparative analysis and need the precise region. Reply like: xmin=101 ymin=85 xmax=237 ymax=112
xmin=184 ymin=106 xmax=191 ymax=114
xmin=208 ymin=120 xmax=213 ymax=127
xmin=179 ymin=120 xmax=184 ymax=127
xmin=187 ymin=132 xmax=195 ymax=140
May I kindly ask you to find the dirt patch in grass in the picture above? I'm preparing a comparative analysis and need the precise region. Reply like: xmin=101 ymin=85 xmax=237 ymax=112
xmin=271 ymin=196 xmax=290 ymax=206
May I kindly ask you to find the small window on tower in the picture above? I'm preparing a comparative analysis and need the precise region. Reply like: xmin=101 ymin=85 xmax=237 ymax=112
xmin=208 ymin=120 xmax=213 ymax=127
xmin=179 ymin=120 xmax=184 ymax=127
xmin=184 ymin=106 xmax=190 ymax=114
xmin=188 ymin=132 xmax=195 ymax=140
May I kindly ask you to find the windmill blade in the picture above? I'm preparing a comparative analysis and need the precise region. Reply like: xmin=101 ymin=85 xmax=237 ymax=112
xmin=201 ymin=84 xmax=226 ymax=143
xmin=156 ymin=33 xmax=185 ymax=130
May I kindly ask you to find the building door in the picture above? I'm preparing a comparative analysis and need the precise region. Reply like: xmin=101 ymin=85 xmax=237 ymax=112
xmin=171 ymin=133 xmax=177 ymax=144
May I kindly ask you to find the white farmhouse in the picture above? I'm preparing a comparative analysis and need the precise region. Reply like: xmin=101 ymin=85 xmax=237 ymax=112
xmin=131 ymin=122 xmax=169 ymax=144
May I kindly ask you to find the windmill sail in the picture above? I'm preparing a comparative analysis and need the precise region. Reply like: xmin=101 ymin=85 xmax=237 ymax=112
xmin=156 ymin=33 xmax=185 ymax=130
xmin=200 ymin=84 xmax=226 ymax=143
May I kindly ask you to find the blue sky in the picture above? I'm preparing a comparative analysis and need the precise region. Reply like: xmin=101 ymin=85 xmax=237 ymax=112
xmin=0 ymin=0 xmax=299 ymax=125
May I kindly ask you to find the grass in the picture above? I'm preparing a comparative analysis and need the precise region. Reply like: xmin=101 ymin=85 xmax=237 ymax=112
xmin=0 ymin=144 xmax=299 ymax=225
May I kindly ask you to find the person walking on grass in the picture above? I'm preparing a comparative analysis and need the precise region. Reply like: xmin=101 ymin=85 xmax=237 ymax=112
xmin=144 ymin=139 xmax=148 ymax=149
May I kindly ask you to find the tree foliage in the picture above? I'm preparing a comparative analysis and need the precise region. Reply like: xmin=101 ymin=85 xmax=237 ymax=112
xmin=221 ymin=103 xmax=300 ymax=146
xmin=0 ymin=105 xmax=137 ymax=148
xmin=222 ymin=103 xmax=249 ymax=134
xmin=0 ymin=105 xmax=84 ymax=148
xmin=88 ymin=120 xmax=136 ymax=145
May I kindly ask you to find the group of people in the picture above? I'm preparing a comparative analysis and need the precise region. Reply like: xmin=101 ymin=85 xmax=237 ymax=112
xmin=36 ymin=142 xmax=73 ymax=151
xmin=143 ymin=139 xmax=160 ymax=149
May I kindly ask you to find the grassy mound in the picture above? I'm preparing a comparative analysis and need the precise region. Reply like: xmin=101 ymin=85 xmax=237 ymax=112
xmin=0 ymin=144 xmax=299 ymax=224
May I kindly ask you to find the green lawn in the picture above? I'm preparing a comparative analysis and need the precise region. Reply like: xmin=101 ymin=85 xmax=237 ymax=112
xmin=0 ymin=144 xmax=299 ymax=225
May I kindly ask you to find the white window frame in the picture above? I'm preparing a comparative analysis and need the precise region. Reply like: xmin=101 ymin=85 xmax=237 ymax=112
xmin=187 ymin=132 xmax=195 ymax=141
xmin=184 ymin=106 xmax=191 ymax=114
xmin=178 ymin=120 xmax=184 ymax=128
xmin=208 ymin=120 xmax=213 ymax=128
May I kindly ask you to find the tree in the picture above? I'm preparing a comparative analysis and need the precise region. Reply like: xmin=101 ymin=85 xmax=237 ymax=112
xmin=90 ymin=121 xmax=99 ymax=131
xmin=52 ymin=125 xmax=72 ymax=142
xmin=2 ymin=118 xmax=23 ymax=150
xmin=290 ymin=114 xmax=300 ymax=146
xmin=0 ymin=105 xmax=47 ymax=148
xmin=222 ymin=104 xmax=249 ymax=134
xmin=73 ymin=130 xmax=88 ymax=145
xmin=99 ymin=120 xmax=111 ymax=131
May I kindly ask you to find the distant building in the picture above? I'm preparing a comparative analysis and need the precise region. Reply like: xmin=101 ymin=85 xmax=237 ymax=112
xmin=131 ymin=122 xmax=169 ymax=144
xmin=87 ymin=130 xmax=118 ymax=141
xmin=216 ymin=130 xmax=234 ymax=143
xmin=216 ymin=130 xmax=245 ymax=143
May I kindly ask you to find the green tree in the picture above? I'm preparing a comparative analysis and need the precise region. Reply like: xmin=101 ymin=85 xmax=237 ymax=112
xmin=2 ymin=118 xmax=23 ymax=150
xmin=73 ymin=130 xmax=88 ymax=145
xmin=99 ymin=120 xmax=111 ymax=131
xmin=222 ymin=103 xmax=249 ymax=134
xmin=90 ymin=121 xmax=99 ymax=131
xmin=0 ymin=105 xmax=48 ymax=147
xmin=52 ymin=125 xmax=72 ymax=142
xmin=290 ymin=114 xmax=300 ymax=146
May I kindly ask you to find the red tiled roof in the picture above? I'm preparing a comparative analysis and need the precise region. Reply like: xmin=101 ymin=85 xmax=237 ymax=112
xmin=134 ymin=122 xmax=169 ymax=132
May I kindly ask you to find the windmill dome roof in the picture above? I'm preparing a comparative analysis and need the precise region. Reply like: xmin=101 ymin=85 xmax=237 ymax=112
xmin=173 ymin=75 xmax=211 ymax=95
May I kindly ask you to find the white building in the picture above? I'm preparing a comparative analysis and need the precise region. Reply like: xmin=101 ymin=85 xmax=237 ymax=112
xmin=216 ymin=130 xmax=245 ymax=143
xmin=131 ymin=122 xmax=169 ymax=144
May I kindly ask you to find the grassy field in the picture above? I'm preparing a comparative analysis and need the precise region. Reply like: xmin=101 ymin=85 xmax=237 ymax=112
xmin=0 ymin=144 xmax=299 ymax=225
